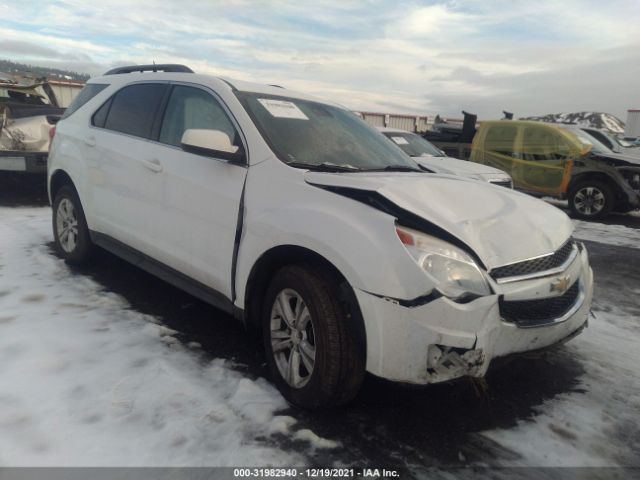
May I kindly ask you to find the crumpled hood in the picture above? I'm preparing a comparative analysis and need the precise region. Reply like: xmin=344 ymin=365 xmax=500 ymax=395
xmin=414 ymin=155 xmax=508 ymax=178
xmin=596 ymin=151 xmax=640 ymax=166
xmin=306 ymin=171 xmax=573 ymax=269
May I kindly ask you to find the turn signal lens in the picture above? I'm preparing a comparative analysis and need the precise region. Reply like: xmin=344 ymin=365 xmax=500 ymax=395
xmin=396 ymin=227 xmax=415 ymax=246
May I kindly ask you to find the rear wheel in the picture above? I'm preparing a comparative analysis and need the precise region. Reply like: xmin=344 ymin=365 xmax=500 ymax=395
xmin=52 ymin=185 xmax=93 ymax=264
xmin=262 ymin=265 xmax=364 ymax=408
xmin=568 ymin=180 xmax=614 ymax=220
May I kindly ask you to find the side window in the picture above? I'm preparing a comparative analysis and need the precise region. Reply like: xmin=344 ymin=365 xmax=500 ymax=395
xmin=158 ymin=85 xmax=240 ymax=149
xmin=522 ymin=127 xmax=571 ymax=161
xmin=484 ymin=125 xmax=517 ymax=157
xmin=102 ymin=83 xmax=167 ymax=139
xmin=61 ymin=83 xmax=108 ymax=120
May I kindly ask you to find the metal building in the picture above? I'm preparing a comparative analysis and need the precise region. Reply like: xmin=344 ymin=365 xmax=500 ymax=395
xmin=624 ymin=109 xmax=640 ymax=139
xmin=356 ymin=111 xmax=430 ymax=133
xmin=48 ymin=79 xmax=85 ymax=108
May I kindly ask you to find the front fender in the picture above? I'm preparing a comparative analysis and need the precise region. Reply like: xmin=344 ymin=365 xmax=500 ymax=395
xmin=234 ymin=180 xmax=433 ymax=308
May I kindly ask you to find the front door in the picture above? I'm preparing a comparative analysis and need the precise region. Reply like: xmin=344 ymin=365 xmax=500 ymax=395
xmin=144 ymin=84 xmax=248 ymax=296
xmin=514 ymin=125 xmax=572 ymax=196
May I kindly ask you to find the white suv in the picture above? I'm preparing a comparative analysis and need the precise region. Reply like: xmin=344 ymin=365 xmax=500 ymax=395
xmin=48 ymin=64 xmax=594 ymax=408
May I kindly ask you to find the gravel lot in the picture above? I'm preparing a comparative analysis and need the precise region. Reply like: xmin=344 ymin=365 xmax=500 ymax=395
xmin=1 ymin=172 xmax=639 ymax=475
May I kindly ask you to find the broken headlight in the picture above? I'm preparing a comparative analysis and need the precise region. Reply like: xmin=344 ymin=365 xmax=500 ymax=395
xmin=620 ymin=168 xmax=640 ymax=192
xmin=396 ymin=225 xmax=491 ymax=299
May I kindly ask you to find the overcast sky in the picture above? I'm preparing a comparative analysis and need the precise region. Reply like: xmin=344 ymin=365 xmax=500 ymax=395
xmin=1 ymin=0 xmax=639 ymax=120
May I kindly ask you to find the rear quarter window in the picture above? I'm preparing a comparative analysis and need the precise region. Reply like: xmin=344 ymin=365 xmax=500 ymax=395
xmin=60 ymin=83 xmax=108 ymax=119
xmin=91 ymin=98 xmax=112 ymax=128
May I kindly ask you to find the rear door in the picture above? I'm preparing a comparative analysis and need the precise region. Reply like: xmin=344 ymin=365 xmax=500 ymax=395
xmin=142 ymin=83 xmax=248 ymax=296
xmin=88 ymin=82 xmax=170 ymax=253
xmin=477 ymin=124 xmax=518 ymax=175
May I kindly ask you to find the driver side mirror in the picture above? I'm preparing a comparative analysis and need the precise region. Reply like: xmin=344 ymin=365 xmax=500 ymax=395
xmin=180 ymin=129 xmax=245 ymax=163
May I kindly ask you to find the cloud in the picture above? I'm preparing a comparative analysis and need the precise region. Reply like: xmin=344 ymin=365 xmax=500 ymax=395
xmin=0 ymin=39 xmax=66 ymax=59
xmin=425 ymin=45 xmax=640 ymax=119
xmin=386 ymin=3 xmax=475 ymax=38
xmin=1 ymin=0 xmax=638 ymax=119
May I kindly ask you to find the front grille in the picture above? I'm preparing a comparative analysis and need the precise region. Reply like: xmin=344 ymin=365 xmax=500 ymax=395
xmin=500 ymin=281 xmax=580 ymax=327
xmin=489 ymin=180 xmax=513 ymax=189
xmin=491 ymin=239 xmax=575 ymax=280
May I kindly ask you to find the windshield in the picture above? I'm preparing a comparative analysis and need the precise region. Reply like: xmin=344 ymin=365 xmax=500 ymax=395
xmin=236 ymin=92 xmax=419 ymax=171
xmin=611 ymin=135 xmax=634 ymax=148
xmin=382 ymin=131 xmax=445 ymax=157
xmin=562 ymin=128 xmax=610 ymax=155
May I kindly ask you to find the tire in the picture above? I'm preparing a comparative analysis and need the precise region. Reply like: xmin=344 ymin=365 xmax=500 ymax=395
xmin=262 ymin=264 xmax=365 ymax=408
xmin=52 ymin=185 xmax=93 ymax=264
xmin=568 ymin=180 xmax=614 ymax=220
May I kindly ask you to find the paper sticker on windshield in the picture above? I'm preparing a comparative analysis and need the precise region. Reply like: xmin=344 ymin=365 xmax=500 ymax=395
xmin=258 ymin=99 xmax=309 ymax=120
xmin=391 ymin=136 xmax=409 ymax=145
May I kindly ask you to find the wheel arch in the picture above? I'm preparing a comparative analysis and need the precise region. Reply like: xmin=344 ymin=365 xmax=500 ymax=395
xmin=568 ymin=171 xmax=625 ymax=208
xmin=243 ymin=245 xmax=366 ymax=353
xmin=49 ymin=169 xmax=76 ymax=205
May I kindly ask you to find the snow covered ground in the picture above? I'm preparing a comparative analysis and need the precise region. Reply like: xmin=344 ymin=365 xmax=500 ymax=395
xmin=543 ymin=196 xmax=640 ymax=249
xmin=480 ymin=305 xmax=640 ymax=467
xmin=0 ymin=207 xmax=335 ymax=466
xmin=0 ymin=205 xmax=639 ymax=470
xmin=573 ymin=220 xmax=640 ymax=249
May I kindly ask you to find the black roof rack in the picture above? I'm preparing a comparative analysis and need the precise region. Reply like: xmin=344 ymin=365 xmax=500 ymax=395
xmin=104 ymin=64 xmax=194 ymax=75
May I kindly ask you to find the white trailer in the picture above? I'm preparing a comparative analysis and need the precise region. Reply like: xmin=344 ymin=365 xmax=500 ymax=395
xmin=624 ymin=109 xmax=640 ymax=139
xmin=356 ymin=111 xmax=430 ymax=133
xmin=48 ymin=79 xmax=85 ymax=108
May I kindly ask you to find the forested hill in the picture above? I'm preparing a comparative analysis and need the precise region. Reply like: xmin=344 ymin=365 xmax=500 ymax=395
xmin=0 ymin=59 xmax=89 ymax=81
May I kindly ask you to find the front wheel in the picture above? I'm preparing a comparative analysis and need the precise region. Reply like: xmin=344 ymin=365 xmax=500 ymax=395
xmin=262 ymin=265 xmax=364 ymax=408
xmin=52 ymin=185 xmax=93 ymax=264
xmin=568 ymin=180 xmax=614 ymax=220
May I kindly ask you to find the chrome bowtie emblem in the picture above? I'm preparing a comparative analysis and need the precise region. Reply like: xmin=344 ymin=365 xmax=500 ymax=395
xmin=550 ymin=275 xmax=571 ymax=294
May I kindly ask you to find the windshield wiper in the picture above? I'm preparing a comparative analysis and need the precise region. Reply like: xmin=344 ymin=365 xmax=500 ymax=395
xmin=363 ymin=165 xmax=423 ymax=173
xmin=286 ymin=162 xmax=361 ymax=172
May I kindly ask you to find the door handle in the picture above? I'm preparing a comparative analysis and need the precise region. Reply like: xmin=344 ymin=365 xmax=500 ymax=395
xmin=84 ymin=135 xmax=96 ymax=147
xmin=141 ymin=158 xmax=163 ymax=173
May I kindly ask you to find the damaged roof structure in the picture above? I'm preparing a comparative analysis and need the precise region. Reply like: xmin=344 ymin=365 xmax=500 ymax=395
xmin=0 ymin=73 xmax=84 ymax=172
xmin=0 ymin=76 xmax=65 ymax=153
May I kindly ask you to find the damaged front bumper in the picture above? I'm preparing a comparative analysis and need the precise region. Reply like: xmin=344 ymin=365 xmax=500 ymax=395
xmin=356 ymin=245 xmax=593 ymax=384
xmin=618 ymin=168 xmax=640 ymax=209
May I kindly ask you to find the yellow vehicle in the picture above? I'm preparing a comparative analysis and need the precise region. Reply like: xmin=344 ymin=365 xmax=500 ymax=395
xmin=470 ymin=121 xmax=640 ymax=219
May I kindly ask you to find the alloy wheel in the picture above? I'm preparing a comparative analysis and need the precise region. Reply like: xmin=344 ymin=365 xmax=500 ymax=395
xmin=270 ymin=288 xmax=316 ymax=388
xmin=56 ymin=198 xmax=79 ymax=253
xmin=573 ymin=186 xmax=605 ymax=216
